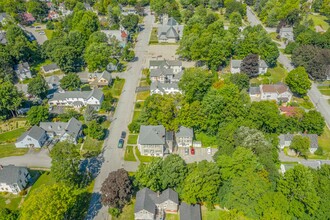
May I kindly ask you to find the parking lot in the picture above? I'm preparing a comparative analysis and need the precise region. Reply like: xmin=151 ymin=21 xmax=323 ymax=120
xmin=24 ymin=24 xmax=48 ymax=45
xmin=176 ymin=147 xmax=216 ymax=163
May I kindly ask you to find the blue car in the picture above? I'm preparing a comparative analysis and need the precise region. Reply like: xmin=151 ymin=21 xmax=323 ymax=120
xmin=118 ymin=139 xmax=124 ymax=148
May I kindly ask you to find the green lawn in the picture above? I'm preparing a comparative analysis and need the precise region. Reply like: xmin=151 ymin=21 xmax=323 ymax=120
xmin=113 ymin=200 xmax=135 ymax=220
xmin=149 ymin=27 xmax=158 ymax=44
xmin=318 ymin=86 xmax=330 ymax=96
xmin=308 ymin=14 xmax=329 ymax=31
xmin=26 ymin=172 xmax=56 ymax=200
xmin=166 ymin=213 xmax=179 ymax=220
xmin=135 ymin=148 xmax=154 ymax=163
xmin=81 ymin=136 xmax=104 ymax=155
xmin=135 ymin=101 xmax=144 ymax=110
xmin=127 ymin=134 xmax=138 ymax=145
xmin=0 ymin=143 xmax=29 ymax=158
xmin=124 ymin=146 xmax=137 ymax=161
xmin=195 ymin=132 xmax=218 ymax=148
xmin=0 ymin=193 xmax=23 ymax=210
xmin=202 ymin=207 xmax=224 ymax=220
xmin=44 ymin=29 xmax=54 ymax=39
xmin=133 ymin=111 xmax=141 ymax=121
xmin=269 ymin=32 xmax=280 ymax=41
xmin=250 ymin=65 xmax=287 ymax=86
xmin=291 ymin=96 xmax=314 ymax=110
xmin=136 ymin=91 xmax=150 ymax=101
xmin=0 ymin=128 xmax=27 ymax=143
xmin=319 ymin=126 xmax=330 ymax=153
xmin=111 ymin=79 xmax=125 ymax=98
xmin=139 ymin=79 xmax=150 ymax=87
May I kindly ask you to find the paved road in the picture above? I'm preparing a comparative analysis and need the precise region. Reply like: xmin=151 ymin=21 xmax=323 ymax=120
xmin=279 ymin=151 xmax=330 ymax=164
xmin=86 ymin=9 xmax=153 ymax=220
xmin=247 ymin=6 xmax=330 ymax=128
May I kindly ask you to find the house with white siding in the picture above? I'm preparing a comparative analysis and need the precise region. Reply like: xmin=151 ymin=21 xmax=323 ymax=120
xmin=0 ymin=165 xmax=30 ymax=195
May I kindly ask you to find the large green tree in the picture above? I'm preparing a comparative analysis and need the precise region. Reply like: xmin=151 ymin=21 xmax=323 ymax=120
xmin=300 ymin=110 xmax=325 ymax=135
xmin=27 ymin=0 xmax=48 ymax=21
xmin=0 ymin=81 xmax=22 ymax=118
xmin=285 ymin=67 xmax=311 ymax=96
xmin=27 ymin=75 xmax=48 ymax=98
xmin=27 ymin=106 xmax=49 ymax=126
xmin=121 ymin=14 xmax=139 ymax=32
xmin=60 ymin=73 xmax=81 ymax=91
xmin=289 ymin=135 xmax=310 ymax=157
xmin=87 ymin=120 xmax=105 ymax=140
xmin=84 ymin=43 xmax=114 ymax=71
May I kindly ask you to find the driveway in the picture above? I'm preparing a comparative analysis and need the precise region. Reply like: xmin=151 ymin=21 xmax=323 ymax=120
xmin=176 ymin=147 xmax=215 ymax=163
xmin=86 ymin=7 xmax=154 ymax=220
xmin=24 ymin=24 xmax=48 ymax=45
xmin=246 ymin=6 xmax=330 ymax=129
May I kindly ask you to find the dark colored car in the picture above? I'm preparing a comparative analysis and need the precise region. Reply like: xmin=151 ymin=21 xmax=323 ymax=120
xmin=118 ymin=139 xmax=124 ymax=148
xmin=191 ymin=148 xmax=195 ymax=155
xmin=121 ymin=131 xmax=127 ymax=139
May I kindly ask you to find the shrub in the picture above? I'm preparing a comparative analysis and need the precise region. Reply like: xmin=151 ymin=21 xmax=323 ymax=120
xmin=108 ymin=207 xmax=120 ymax=218
xmin=314 ymin=147 xmax=323 ymax=156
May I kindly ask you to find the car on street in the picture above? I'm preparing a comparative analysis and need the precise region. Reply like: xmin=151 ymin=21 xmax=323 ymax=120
xmin=184 ymin=148 xmax=189 ymax=155
xmin=190 ymin=148 xmax=195 ymax=155
xmin=207 ymin=147 xmax=212 ymax=155
xmin=118 ymin=139 xmax=124 ymax=148
xmin=121 ymin=131 xmax=126 ymax=139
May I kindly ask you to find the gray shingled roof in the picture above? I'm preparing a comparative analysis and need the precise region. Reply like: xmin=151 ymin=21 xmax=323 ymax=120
xmin=0 ymin=32 xmax=7 ymax=45
xmin=15 ymin=62 xmax=30 ymax=72
xmin=150 ymin=68 xmax=175 ymax=78
xmin=149 ymin=60 xmax=182 ymax=68
xmin=0 ymin=13 xmax=6 ymax=23
xmin=50 ymin=89 xmax=103 ymax=102
xmin=39 ymin=121 xmax=67 ymax=135
xmin=42 ymin=63 xmax=60 ymax=72
xmin=249 ymin=87 xmax=261 ymax=95
xmin=279 ymin=134 xmax=319 ymax=149
xmin=99 ymin=71 xmax=112 ymax=82
xmin=166 ymin=26 xmax=179 ymax=38
xmin=176 ymin=126 xmax=193 ymax=138
xmin=134 ymin=188 xmax=157 ymax=214
xmin=150 ymin=82 xmax=179 ymax=94
xmin=88 ymin=89 xmax=104 ymax=101
xmin=0 ymin=165 xmax=28 ymax=185
xmin=138 ymin=125 xmax=165 ymax=145
xmin=17 ymin=126 xmax=46 ymax=142
xmin=65 ymin=117 xmax=82 ymax=138
xmin=231 ymin=59 xmax=268 ymax=68
xmin=158 ymin=188 xmax=179 ymax=204
xmin=180 ymin=202 xmax=201 ymax=220
xmin=167 ymin=17 xmax=178 ymax=26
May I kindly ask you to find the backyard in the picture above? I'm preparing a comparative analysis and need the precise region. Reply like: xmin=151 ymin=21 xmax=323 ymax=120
xmin=308 ymin=14 xmax=329 ymax=31
xmin=318 ymin=85 xmax=330 ymax=96
xmin=250 ymin=65 xmax=287 ymax=86
xmin=0 ymin=193 xmax=23 ymax=211
xmin=0 ymin=118 xmax=27 ymax=134
xmin=113 ymin=200 xmax=135 ymax=220
xmin=124 ymin=146 xmax=136 ymax=161
xmin=0 ymin=128 xmax=29 ymax=158
xmin=135 ymin=148 xmax=154 ymax=163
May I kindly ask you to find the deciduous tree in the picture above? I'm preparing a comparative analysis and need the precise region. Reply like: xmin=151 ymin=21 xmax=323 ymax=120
xmin=88 ymin=120 xmax=105 ymax=140
xmin=27 ymin=75 xmax=48 ymax=98
xmin=285 ymin=67 xmax=311 ymax=96
xmin=240 ymin=54 xmax=259 ymax=78
xmin=60 ymin=73 xmax=81 ymax=91
xmin=289 ymin=135 xmax=310 ymax=157
xmin=27 ymin=106 xmax=49 ymax=125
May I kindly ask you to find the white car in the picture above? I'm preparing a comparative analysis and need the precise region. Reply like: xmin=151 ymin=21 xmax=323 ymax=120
xmin=39 ymin=31 xmax=45 ymax=35
xmin=207 ymin=147 xmax=212 ymax=155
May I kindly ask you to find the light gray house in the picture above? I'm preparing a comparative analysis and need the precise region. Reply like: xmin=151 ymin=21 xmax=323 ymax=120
xmin=157 ymin=15 xmax=184 ymax=43
xmin=15 ymin=126 xmax=48 ymax=148
xmin=46 ymin=75 xmax=63 ymax=98
xmin=77 ymin=71 xmax=112 ymax=88
xmin=134 ymin=188 xmax=179 ymax=220
xmin=0 ymin=32 xmax=7 ymax=45
xmin=0 ymin=165 xmax=30 ymax=195
xmin=39 ymin=117 xmax=83 ymax=144
xmin=101 ymin=29 xmax=128 ymax=47
xmin=230 ymin=59 xmax=268 ymax=74
xmin=179 ymin=202 xmax=201 ymax=220
xmin=149 ymin=60 xmax=182 ymax=74
xmin=14 ymin=62 xmax=32 ymax=81
xmin=260 ymin=83 xmax=292 ymax=103
xmin=278 ymin=133 xmax=319 ymax=154
xmin=279 ymin=27 xmax=294 ymax=42
xmin=138 ymin=125 xmax=174 ymax=157
xmin=150 ymin=82 xmax=181 ymax=95
xmin=175 ymin=126 xmax=193 ymax=147
xmin=49 ymin=89 xmax=104 ymax=110
xmin=41 ymin=63 xmax=60 ymax=74
xmin=0 ymin=13 xmax=7 ymax=24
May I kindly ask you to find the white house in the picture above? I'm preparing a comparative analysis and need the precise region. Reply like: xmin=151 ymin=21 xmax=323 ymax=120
xmin=15 ymin=126 xmax=48 ymax=148
xmin=49 ymin=89 xmax=104 ymax=110
xmin=0 ymin=165 xmax=30 ymax=195
xmin=14 ymin=62 xmax=32 ymax=81
xmin=279 ymin=27 xmax=294 ymax=42
xmin=278 ymin=134 xmax=319 ymax=154
xmin=41 ymin=63 xmax=60 ymax=74
xmin=149 ymin=60 xmax=182 ymax=74
xmin=150 ymin=82 xmax=181 ymax=95
xmin=231 ymin=59 xmax=268 ymax=75
xmin=157 ymin=15 xmax=184 ymax=43
xmin=175 ymin=126 xmax=194 ymax=147
xmin=260 ymin=83 xmax=292 ymax=103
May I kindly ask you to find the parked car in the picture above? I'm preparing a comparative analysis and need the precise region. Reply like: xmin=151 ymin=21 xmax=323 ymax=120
xmin=190 ymin=148 xmax=195 ymax=155
xmin=121 ymin=131 xmax=127 ymax=139
xmin=118 ymin=139 xmax=124 ymax=148
xmin=184 ymin=148 xmax=189 ymax=155
xmin=207 ymin=147 xmax=212 ymax=155
xmin=36 ymin=26 xmax=41 ymax=29
xmin=39 ymin=31 xmax=45 ymax=35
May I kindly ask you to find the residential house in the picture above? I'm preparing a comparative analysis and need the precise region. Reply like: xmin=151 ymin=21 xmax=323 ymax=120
xmin=279 ymin=27 xmax=294 ymax=42
xmin=49 ymin=89 xmax=104 ymax=110
xmin=58 ymin=3 xmax=73 ymax=17
xmin=231 ymin=59 xmax=268 ymax=74
xmin=121 ymin=7 xmax=137 ymax=16
xmin=150 ymin=82 xmax=181 ymax=95
xmin=0 ymin=13 xmax=7 ymax=24
xmin=179 ymin=202 xmax=201 ymax=220
xmin=157 ymin=15 xmax=184 ymax=43
xmin=101 ymin=29 xmax=128 ymax=47
xmin=84 ymin=3 xmax=95 ymax=12
xmin=0 ymin=165 xmax=30 ymax=195
xmin=39 ymin=117 xmax=83 ymax=144
xmin=281 ymin=161 xmax=330 ymax=174
xmin=47 ymin=10 xmax=60 ymax=20
xmin=279 ymin=106 xmax=299 ymax=117
xmin=175 ymin=126 xmax=193 ymax=147
xmin=149 ymin=59 xmax=183 ymax=83
xmin=15 ymin=126 xmax=48 ymax=148
xmin=0 ymin=32 xmax=7 ymax=45
xmin=278 ymin=133 xmax=319 ymax=153
xmin=134 ymin=188 xmax=179 ymax=220
xmin=41 ymin=63 xmax=60 ymax=74
xmin=77 ymin=71 xmax=112 ymax=88
xmin=45 ymin=75 xmax=63 ymax=97
xmin=21 ymin=13 xmax=35 ymax=25
xmin=138 ymin=125 xmax=174 ymax=157
xmin=249 ymin=83 xmax=293 ymax=103
xmin=14 ymin=62 xmax=32 ymax=81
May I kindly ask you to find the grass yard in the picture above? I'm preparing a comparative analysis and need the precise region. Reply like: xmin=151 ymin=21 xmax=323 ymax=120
xmin=139 ymin=79 xmax=150 ymax=87
xmin=319 ymin=126 xmax=330 ymax=153
xmin=124 ymin=146 xmax=137 ymax=161
xmin=135 ymin=148 xmax=154 ymax=163
xmin=0 ymin=193 xmax=23 ymax=210
xmin=26 ymin=172 xmax=56 ymax=200
xmin=0 ymin=143 xmax=29 ymax=158
xmin=113 ymin=200 xmax=135 ymax=220
xmin=127 ymin=134 xmax=138 ymax=145
xmin=269 ymin=32 xmax=280 ymax=41
xmin=201 ymin=207 xmax=225 ymax=220
xmin=318 ymin=86 xmax=330 ymax=96
xmin=0 ymin=118 xmax=27 ymax=134
xmin=291 ymin=96 xmax=314 ymax=110
xmin=308 ymin=14 xmax=329 ymax=31
xmin=136 ymin=91 xmax=150 ymax=101
xmin=195 ymin=132 xmax=218 ymax=148
xmin=32 ymin=59 xmax=53 ymax=73
xmin=44 ymin=29 xmax=54 ymax=39
xmin=149 ymin=27 xmax=158 ymax=44
xmin=81 ymin=136 xmax=104 ymax=155
xmin=111 ymin=79 xmax=125 ymax=98
xmin=166 ymin=213 xmax=179 ymax=220
xmin=133 ymin=111 xmax=141 ymax=121
xmin=135 ymin=101 xmax=144 ymax=110
xmin=0 ymin=128 xmax=27 ymax=143
xmin=250 ymin=65 xmax=287 ymax=86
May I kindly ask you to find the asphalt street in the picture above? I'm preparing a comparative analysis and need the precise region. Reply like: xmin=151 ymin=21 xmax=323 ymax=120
xmin=86 ymin=9 xmax=153 ymax=220
xmin=247 ymin=6 xmax=330 ymax=128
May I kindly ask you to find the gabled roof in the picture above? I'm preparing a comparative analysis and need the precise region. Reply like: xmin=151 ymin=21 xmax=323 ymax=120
xmin=99 ymin=71 xmax=112 ymax=82
xmin=167 ymin=17 xmax=178 ymax=26
xmin=166 ymin=26 xmax=179 ymax=38
xmin=158 ymin=188 xmax=179 ymax=204
xmin=261 ymin=83 xmax=290 ymax=94
xmin=279 ymin=133 xmax=319 ymax=149
xmin=17 ymin=126 xmax=46 ymax=142
xmin=149 ymin=60 xmax=182 ymax=68
xmin=180 ymin=202 xmax=201 ymax=220
xmin=150 ymin=82 xmax=179 ymax=94
xmin=0 ymin=32 xmax=7 ymax=45
xmin=138 ymin=125 xmax=165 ymax=145
xmin=88 ymin=89 xmax=104 ymax=101
xmin=0 ymin=165 xmax=28 ymax=185
xmin=46 ymin=75 xmax=60 ymax=86
xmin=15 ymin=62 xmax=30 ymax=72
xmin=135 ymin=187 xmax=157 ymax=214
xmin=65 ymin=117 xmax=83 ymax=138
xmin=42 ymin=63 xmax=60 ymax=72
xmin=231 ymin=59 xmax=268 ymax=68
xmin=150 ymin=68 xmax=175 ymax=77
xmin=0 ymin=13 xmax=7 ymax=23
xmin=50 ymin=89 xmax=103 ymax=102
xmin=176 ymin=126 xmax=193 ymax=138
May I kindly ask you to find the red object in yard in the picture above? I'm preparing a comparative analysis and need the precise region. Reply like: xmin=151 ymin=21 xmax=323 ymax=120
xmin=190 ymin=148 xmax=195 ymax=155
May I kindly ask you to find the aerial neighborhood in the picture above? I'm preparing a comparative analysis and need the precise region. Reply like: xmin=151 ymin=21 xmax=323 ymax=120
xmin=0 ymin=0 xmax=330 ymax=219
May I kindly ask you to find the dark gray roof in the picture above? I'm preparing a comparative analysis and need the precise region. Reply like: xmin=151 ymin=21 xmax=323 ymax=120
xmin=176 ymin=126 xmax=193 ymax=138
xmin=149 ymin=60 xmax=182 ymax=68
xmin=0 ymin=32 xmax=7 ymax=44
xmin=166 ymin=26 xmax=179 ymax=39
xmin=180 ymin=202 xmax=201 ymax=220
xmin=15 ymin=62 xmax=30 ymax=72
xmin=279 ymin=134 xmax=319 ymax=149
xmin=0 ymin=165 xmax=28 ymax=185
xmin=158 ymin=188 xmax=178 ymax=204
xmin=150 ymin=68 xmax=175 ymax=77
xmin=231 ymin=59 xmax=268 ymax=68
xmin=65 ymin=117 xmax=82 ymax=138
xmin=0 ymin=13 xmax=6 ymax=23
xmin=50 ymin=89 xmax=103 ymax=102
xmin=135 ymin=188 xmax=157 ymax=214
xmin=88 ymin=88 xmax=104 ymax=101
xmin=17 ymin=126 xmax=46 ymax=142
xmin=39 ymin=121 xmax=67 ymax=135
xmin=167 ymin=17 xmax=178 ymax=26
xmin=46 ymin=75 xmax=60 ymax=89
xmin=150 ymin=82 xmax=179 ymax=94
xmin=249 ymin=87 xmax=261 ymax=95
xmin=138 ymin=125 xmax=165 ymax=145
xmin=42 ymin=63 xmax=60 ymax=72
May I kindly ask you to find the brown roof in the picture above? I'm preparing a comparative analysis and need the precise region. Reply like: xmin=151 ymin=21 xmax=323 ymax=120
xmin=261 ymin=83 xmax=289 ymax=94
xmin=279 ymin=106 xmax=298 ymax=117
